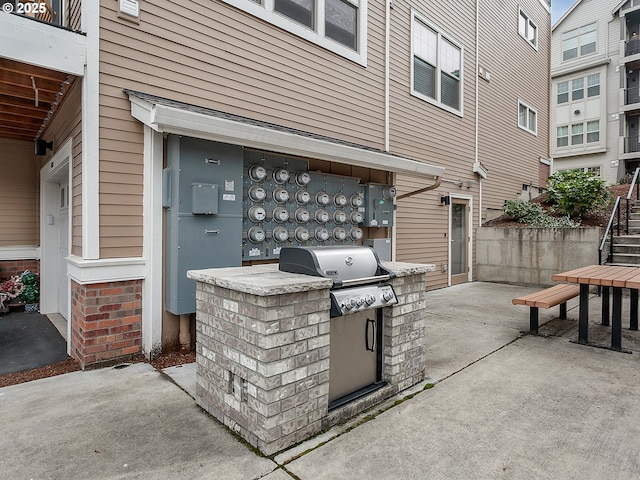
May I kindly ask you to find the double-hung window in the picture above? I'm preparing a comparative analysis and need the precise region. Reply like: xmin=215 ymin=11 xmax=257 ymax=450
xmin=587 ymin=74 xmax=600 ymax=97
xmin=518 ymin=8 xmax=537 ymax=49
xmin=220 ymin=0 xmax=367 ymax=64
xmin=556 ymin=120 xmax=600 ymax=148
xmin=518 ymin=101 xmax=537 ymax=135
xmin=557 ymin=82 xmax=569 ymax=104
xmin=562 ymin=23 xmax=597 ymax=61
xmin=571 ymin=123 xmax=584 ymax=145
xmin=572 ymin=78 xmax=584 ymax=101
xmin=557 ymin=126 xmax=569 ymax=147
xmin=412 ymin=13 xmax=463 ymax=115
xmin=586 ymin=120 xmax=600 ymax=143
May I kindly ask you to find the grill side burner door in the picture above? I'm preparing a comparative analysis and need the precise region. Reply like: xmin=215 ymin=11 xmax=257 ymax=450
xmin=329 ymin=310 xmax=381 ymax=406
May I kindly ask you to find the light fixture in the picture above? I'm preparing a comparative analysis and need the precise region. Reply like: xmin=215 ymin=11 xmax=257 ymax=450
xmin=440 ymin=195 xmax=451 ymax=206
xmin=35 ymin=139 xmax=53 ymax=156
xmin=574 ymin=109 xmax=581 ymax=115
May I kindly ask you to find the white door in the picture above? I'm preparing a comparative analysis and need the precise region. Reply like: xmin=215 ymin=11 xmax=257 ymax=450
xmin=58 ymin=182 xmax=69 ymax=320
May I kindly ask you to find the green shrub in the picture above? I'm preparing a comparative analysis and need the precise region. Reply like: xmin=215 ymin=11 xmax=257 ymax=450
xmin=503 ymin=200 xmax=579 ymax=228
xmin=546 ymin=170 xmax=609 ymax=219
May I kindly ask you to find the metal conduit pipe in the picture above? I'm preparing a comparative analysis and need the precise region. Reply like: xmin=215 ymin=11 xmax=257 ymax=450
xmin=396 ymin=176 xmax=443 ymax=200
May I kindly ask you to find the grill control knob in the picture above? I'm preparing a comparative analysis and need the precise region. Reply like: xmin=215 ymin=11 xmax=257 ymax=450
xmin=333 ymin=227 xmax=347 ymax=241
xmin=356 ymin=296 xmax=366 ymax=306
xmin=273 ymin=226 xmax=289 ymax=243
xmin=382 ymin=290 xmax=395 ymax=302
xmin=333 ymin=210 xmax=347 ymax=224
xmin=365 ymin=294 xmax=376 ymax=305
xmin=350 ymin=228 xmax=364 ymax=240
xmin=350 ymin=211 xmax=364 ymax=224
xmin=273 ymin=168 xmax=290 ymax=184
xmin=248 ymin=226 xmax=266 ymax=243
xmin=248 ymin=185 xmax=267 ymax=202
xmin=315 ymin=227 xmax=329 ymax=242
xmin=273 ymin=188 xmax=290 ymax=203
xmin=249 ymin=165 xmax=267 ymax=182
xmin=351 ymin=194 xmax=364 ymax=208
xmin=315 ymin=209 xmax=330 ymax=223
xmin=334 ymin=193 xmax=348 ymax=207
xmin=273 ymin=207 xmax=290 ymax=223
xmin=296 ymin=190 xmax=311 ymax=205
xmin=295 ymin=208 xmax=310 ymax=223
xmin=344 ymin=298 xmax=358 ymax=310
xmin=248 ymin=206 xmax=266 ymax=222
xmin=316 ymin=191 xmax=331 ymax=206
xmin=295 ymin=171 xmax=311 ymax=186
xmin=295 ymin=227 xmax=310 ymax=242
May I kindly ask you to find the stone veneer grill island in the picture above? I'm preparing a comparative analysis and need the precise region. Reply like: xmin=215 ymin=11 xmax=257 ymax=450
xmin=188 ymin=261 xmax=434 ymax=455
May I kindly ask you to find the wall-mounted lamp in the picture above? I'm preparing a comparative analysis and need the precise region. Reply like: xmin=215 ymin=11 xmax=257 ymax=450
xmin=440 ymin=195 xmax=451 ymax=206
xmin=574 ymin=109 xmax=581 ymax=115
xmin=35 ymin=139 xmax=53 ymax=156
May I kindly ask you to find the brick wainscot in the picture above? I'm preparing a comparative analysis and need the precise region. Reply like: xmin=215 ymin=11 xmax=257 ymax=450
xmin=71 ymin=279 xmax=143 ymax=368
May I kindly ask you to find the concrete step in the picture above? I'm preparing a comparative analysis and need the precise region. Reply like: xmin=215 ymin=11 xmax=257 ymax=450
xmin=612 ymin=235 xmax=640 ymax=245
xmin=610 ymin=253 xmax=640 ymax=264
xmin=629 ymin=213 xmax=640 ymax=220
xmin=612 ymin=244 xmax=640 ymax=254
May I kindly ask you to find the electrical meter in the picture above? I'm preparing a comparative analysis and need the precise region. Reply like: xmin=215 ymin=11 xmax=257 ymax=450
xmin=273 ymin=207 xmax=290 ymax=223
xmin=334 ymin=193 xmax=348 ymax=207
xmin=272 ymin=226 xmax=289 ymax=242
xmin=333 ymin=227 xmax=347 ymax=241
xmin=273 ymin=168 xmax=290 ymax=184
xmin=315 ymin=227 xmax=329 ymax=241
xmin=248 ymin=185 xmax=266 ymax=202
xmin=351 ymin=193 xmax=364 ymax=208
xmin=315 ymin=191 xmax=331 ymax=206
xmin=296 ymin=190 xmax=311 ymax=205
xmin=333 ymin=210 xmax=347 ymax=224
xmin=273 ymin=188 xmax=290 ymax=203
xmin=295 ymin=208 xmax=310 ymax=223
xmin=295 ymin=227 xmax=310 ymax=242
xmin=350 ymin=228 xmax=364 ymax=240
xmin=248 ymin=226 xmax=266 ymax=243
xmin=350 ymin=211 xmax=364 ymax=224
xmin=295 ymin=171 xmax=311 ymax=186
xmin=315 ymin=209 xmax=330 ymax=223
xmin=249 ymin=165 xmax=267 ymax=182
xmin=248 ymin=206 xmax=266 ymax=222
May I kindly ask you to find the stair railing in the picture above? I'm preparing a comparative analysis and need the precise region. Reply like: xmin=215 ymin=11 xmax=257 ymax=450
xmin=599 ymin=167 xmax=640 ymax=265
xmin=600 ymin=196 xmax=621 ymax=265
xmin=626 ymin=167 xmax=640 ymax=234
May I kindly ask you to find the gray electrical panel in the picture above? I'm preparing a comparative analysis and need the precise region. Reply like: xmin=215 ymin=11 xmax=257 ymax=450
xmin=363 ymin=184 xmax=396 ymax=227
xmin=165 ymin=135 xmax=243 ymax=315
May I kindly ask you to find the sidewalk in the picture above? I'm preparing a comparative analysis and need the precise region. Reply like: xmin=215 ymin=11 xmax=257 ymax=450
xmin=2 ymin=282 xmax=640 ymax=479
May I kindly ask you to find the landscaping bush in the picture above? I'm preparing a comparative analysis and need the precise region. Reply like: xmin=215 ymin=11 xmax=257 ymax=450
xmin=503 ymin=200 xmax=579 ymax=228
xmin=546 ymin=170 xmax=610 ymax=219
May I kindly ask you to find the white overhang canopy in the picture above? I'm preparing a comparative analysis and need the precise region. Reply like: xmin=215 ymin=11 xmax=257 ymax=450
xmin=126 ymin=90 xmax=444 ymax=179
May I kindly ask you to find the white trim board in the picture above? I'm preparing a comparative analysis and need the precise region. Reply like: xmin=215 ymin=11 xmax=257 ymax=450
xmin=66 ymin=255 xmax=145 ymax=285
xmin=0 ymin=246 xmax=40 ymax=261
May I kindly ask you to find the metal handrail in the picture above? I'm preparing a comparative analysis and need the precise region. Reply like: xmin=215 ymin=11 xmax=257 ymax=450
xmin=600 ymin=167 xmax=640 ymax=265
xmin=600 ymin=196 xmax=621 ymax=265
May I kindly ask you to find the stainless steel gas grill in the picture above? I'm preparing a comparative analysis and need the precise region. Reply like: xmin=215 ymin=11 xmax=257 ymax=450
xmin=278 ymin=246 xmax=398 ymax=409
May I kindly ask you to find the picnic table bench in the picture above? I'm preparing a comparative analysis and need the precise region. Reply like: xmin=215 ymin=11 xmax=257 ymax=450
xmin=512 ymin=284 xmax=580 ymax=334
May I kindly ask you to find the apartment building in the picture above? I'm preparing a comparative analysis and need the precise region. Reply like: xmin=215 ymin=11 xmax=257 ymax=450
xmin=0 ymin=0 xmax=549 ymax=368
xmin=550 ymin=0 xmax=640 ymax=184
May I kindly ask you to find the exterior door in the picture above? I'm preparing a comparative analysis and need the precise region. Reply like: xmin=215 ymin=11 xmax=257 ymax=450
xmin=451 ymin=199 xmax=470 ymax=285
xmin=58 ymin=182 xmax=69 ymax=320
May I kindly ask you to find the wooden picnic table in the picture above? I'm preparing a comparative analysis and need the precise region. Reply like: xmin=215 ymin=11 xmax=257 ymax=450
xmin=552 ymin=265 xmax=640 ymax=351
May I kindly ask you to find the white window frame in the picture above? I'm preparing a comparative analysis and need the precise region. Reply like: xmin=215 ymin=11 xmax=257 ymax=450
xmin=556 ymin=125 xmax=569 ymax=147
xmin=518 ymin=100 xmax=537 ymax=135
xmin=218 ymin=0 xmax=368 ymax=66
xmin=518 ymin=7 xmax=538 ymax=50
xmin=562 ymin=23 xmax=597 ymax=61
xmin=557 ymin=81 xmax=569 ymax=104
xmin=411 ymin=10 xmax=464 ymax=117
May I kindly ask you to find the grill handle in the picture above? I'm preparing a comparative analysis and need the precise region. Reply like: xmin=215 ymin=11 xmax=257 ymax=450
xmin=335 ymin=274 xmax=392 ymax=288
xmin=365 ymin=318 xmax=375 ymax=352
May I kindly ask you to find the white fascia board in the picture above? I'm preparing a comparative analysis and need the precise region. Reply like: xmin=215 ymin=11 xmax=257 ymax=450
xmin=0 ymin=246 xmax=40 ymax=260
xmin=551 ymin=59 xmax=610 ymax=79
xmin=0 ymin=14 xmax=85 ymax=76
xmin=129 ymin=96 xmax=445 ymax=179
xmin=66 ymin=255 xmax=145 ymax=285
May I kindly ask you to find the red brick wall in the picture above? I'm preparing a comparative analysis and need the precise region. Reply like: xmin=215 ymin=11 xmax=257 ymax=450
xmin=71 ymin=279 xmax=142 ymax=369
xmin=0 ymin=259 xmax=39 ymax=280
xmin=539 ymin=162 xmax=550 ymax=189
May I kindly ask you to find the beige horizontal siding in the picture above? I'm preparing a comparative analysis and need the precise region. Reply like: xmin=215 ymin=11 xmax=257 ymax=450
xmin=0 ymin=138 xmax=38 ymax=245
xmin=477 ymin=0 xmax=550 ymax=219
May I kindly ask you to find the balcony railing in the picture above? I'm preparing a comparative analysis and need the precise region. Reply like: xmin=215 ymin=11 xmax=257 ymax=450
xmin=9 ymin=0 xmax=81 ymax=31
xmin=626 ymin=87 xmax=640 ymax=105
xmin=625 ymin=136 xmax=640 ymax=153
xmin=626 ymin=38 xmax=640 ymax=57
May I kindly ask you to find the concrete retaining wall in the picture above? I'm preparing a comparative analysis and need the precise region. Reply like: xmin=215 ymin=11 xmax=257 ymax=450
xmin=476 ymin=227 xmax=601 ymax=286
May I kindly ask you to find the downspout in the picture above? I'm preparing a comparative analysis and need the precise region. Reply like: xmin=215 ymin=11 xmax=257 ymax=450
xmin=475 ymin=0 xmax=481 ymax=225
xmin=385 ymin=0 xmax=391 ymax=152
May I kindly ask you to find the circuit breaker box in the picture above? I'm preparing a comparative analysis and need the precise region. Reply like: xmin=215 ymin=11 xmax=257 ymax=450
xmin=164 ymin=135 xmax=243 ymax=315
xmin=363 ymin=184 xmax=396 ymax=227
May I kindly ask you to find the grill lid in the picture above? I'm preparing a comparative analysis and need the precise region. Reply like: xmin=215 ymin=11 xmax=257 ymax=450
xmin=278 ymin=246 xmax=393 ymax=286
